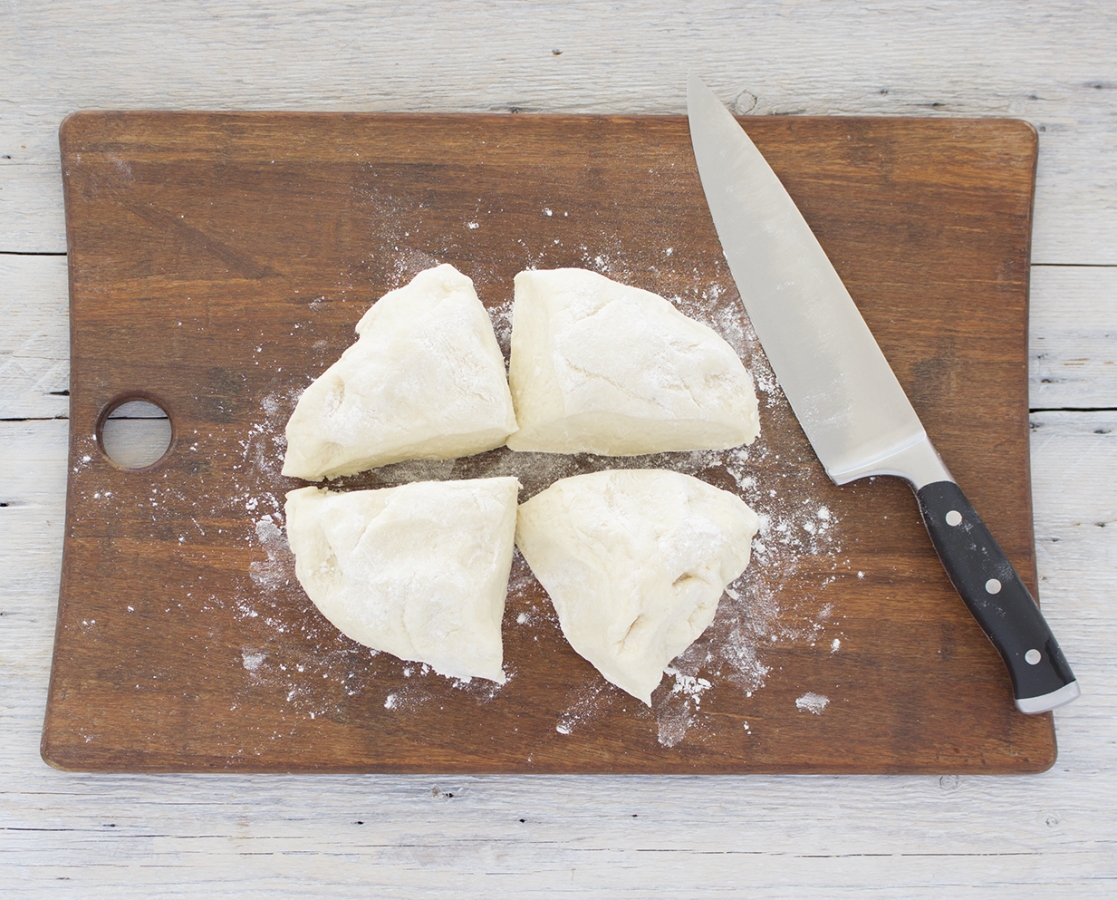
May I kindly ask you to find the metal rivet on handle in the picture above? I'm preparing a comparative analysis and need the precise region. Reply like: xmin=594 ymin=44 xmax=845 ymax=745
xmin=945 ymin=510 xmax=963 ymax=527
xmin=985 ymin=578 xmax=1002 ymax=594
xmin=1025 ymin=649 xmax=1042 ymax=665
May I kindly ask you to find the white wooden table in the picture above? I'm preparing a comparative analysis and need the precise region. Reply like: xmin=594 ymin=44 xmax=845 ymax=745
xmin=3 ymin=3 xmax=1115 ymax=896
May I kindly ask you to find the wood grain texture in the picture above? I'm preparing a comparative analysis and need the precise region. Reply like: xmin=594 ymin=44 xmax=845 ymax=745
xmin=0 ymin=256 xmax=71 ymax=420
xmin=42 ymin=110 xmax=1052 ymax=774
xmin=2 ymin=413 xmax=1111 ymax=897
xmin=6 ymin=255 xmax=1117 ymax=418
xmin=2 ymin=2 xmax=1115 ymax=896
xmin=2 ymin=0 xmax=1115 ymax=263
xmin=1030 ymin=265 xmax=1117 ymax=409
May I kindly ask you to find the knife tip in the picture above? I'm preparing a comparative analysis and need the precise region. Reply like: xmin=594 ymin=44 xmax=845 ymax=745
xmin=686 ymin=73 xmax=724 ymax=120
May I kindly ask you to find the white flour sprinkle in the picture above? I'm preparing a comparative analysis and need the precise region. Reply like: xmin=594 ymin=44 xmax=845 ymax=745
xmin=503 ymin=253 xmax=846 ymax=745
xmin=656 ymin=669 xmax=716 ymax=748
xmin=242 ymin=650 xmax=267 ymax=673
xmin=556 ymin=680 xmax=610 ymax=736
xmin=249 ymin=513 xmax=290 ymax=590
xmin=796 ymin=692 xmax=830 ymax=715
xmin=235 ymin=251 xmax=845 ymax=741
xmin=488 ymin=297 xmax=514 ymax=359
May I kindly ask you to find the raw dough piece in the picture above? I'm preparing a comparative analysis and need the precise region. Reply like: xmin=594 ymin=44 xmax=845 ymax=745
xmin=282 ymin=264 xmax=518 ymax=480
xmin=515 ymin=469 xmax=759 ymax=705
xmin=284 ymin=477 xmax=520 ymax=684
xmin=506 ymin=268 xmax=759 ymax=455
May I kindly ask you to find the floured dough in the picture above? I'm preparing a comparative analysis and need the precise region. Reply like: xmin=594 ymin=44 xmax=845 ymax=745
xmin=282 ymin=264 xmax=518 ymax=480
xmin=515 ymin=469 xmax=760 ymax=704
xmin=506 ymin=268 xmax=759 ymax=455
xmin=284 ymin=477 xmax=520 ymax=684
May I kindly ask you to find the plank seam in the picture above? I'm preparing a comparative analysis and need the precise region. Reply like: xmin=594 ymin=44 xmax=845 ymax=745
xmin=1031 ymin=407 xmax=1117 ymax=414
xmin=1031 ymin=263 xmax=1117 ymax=268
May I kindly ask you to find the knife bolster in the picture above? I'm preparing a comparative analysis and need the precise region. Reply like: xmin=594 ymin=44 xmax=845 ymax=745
xmin=828 ymin=432 xmax=952 ymax=489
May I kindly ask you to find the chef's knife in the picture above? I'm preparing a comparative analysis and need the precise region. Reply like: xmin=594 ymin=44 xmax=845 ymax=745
xmin=687 ymin=74 xmax=1079 ymax=714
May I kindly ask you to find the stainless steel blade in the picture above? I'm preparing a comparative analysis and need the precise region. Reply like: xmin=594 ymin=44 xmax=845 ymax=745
xmin=686 ymin=74 xmax=949 ymax=488
xmin=686 ymin=77 xmax=1080 ymax=713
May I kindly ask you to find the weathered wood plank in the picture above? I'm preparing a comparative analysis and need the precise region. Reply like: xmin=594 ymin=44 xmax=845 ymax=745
xmin=1 ymin=1 xmax=1114 ymax=894
xmin=0 ymin=256 xmax=70 ymax=420
xmin=1 ymin=1 xmax=1115 ymax=262
xmin=1030 ymin=266 xmax=1117 ymax=410
xmin=0 ymin=169 xmax=65 ymax=253
xmin=5 ymin=257 xmax=1115 ymax=423
xmin=0 ymin=411 xmax=1112 ymax=898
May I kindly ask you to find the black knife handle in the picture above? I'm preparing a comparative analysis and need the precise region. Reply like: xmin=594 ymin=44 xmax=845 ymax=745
xmin=915 ymin=481 xmax=1078 ymax=714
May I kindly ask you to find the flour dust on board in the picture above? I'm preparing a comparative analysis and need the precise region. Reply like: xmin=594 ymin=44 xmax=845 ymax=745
xmin=230 ymin=234 xmax=848 ymax=749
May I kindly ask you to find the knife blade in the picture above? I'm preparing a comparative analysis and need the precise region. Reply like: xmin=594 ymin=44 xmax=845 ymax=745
xmin=686 ymin=74 xmax=1079 ymax=714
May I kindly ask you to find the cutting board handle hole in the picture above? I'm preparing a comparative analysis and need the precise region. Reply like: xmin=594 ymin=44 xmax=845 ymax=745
xmin=97 ymin=396 xmax=174 ymax=471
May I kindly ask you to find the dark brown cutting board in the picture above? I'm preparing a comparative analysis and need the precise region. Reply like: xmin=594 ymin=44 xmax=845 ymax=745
xmin=44 ymin=111 xmax=1052 ymax=773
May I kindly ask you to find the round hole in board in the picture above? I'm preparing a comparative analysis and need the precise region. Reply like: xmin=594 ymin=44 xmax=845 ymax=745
xmin=97 ymin=397 xmax=174 ymax=470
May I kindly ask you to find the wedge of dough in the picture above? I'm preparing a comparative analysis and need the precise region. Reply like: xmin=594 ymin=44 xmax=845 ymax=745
xmin=507 ymin=268 xmax=759 ymax=455
xmin=282 ymin=264 xmax=518 ymax=480
xmin=284 ymin=477 xmax=520 ymax=684
xmin=515 ymin=469 xmax=759 ymax=705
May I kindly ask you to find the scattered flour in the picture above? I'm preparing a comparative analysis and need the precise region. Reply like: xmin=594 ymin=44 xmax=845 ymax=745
xmin=242 ymin=650 xmax=267 ymax=673
xmin=656 ymin=669 xmax=714 ymax=748
xmin=64 ymin=169 xmax=864 ymax=766
xmin=556 ymin=681 xmax=611 ymax=736
xmin=532 ymin=248 xmax=848 ymax=745
xmin=249 ymin=513 xmax=289 ymax=590
xmin=227 ymin=241 xmax=846 ymax=745
xmin=488 ymin=296 xmax=514 ymax=359
xmin=796 ymin=692 xmax=830 ymax=715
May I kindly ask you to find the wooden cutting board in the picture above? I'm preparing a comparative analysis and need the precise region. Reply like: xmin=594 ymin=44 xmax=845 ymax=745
xmin=43 ymin=111 xmax=1053 ymax=774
